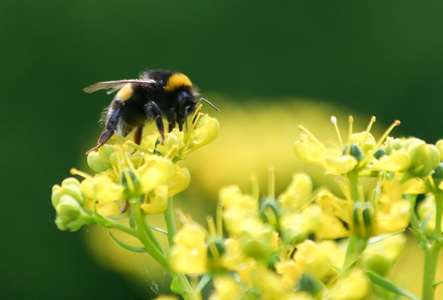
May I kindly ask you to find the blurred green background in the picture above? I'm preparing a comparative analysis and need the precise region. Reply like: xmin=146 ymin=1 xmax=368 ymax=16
xmin=2 ymin=1 xmax=443 ymax=299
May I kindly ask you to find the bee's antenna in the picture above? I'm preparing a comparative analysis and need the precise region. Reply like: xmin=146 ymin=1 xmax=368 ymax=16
xmin=199 ymin=98 xmax=220 ymax=112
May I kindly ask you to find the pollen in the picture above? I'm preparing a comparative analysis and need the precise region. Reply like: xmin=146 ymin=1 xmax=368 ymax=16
xmin=164 ymin=73 xmax=192 ymax=92
xmin=116 ymin=84 xmax=133 ymax=102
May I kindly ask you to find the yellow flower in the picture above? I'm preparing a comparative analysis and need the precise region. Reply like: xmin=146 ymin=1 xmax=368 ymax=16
xmin=371 ymin=149 xmax=411 ymax=172
xmin=326 ymin=268 xmax=370 ymax=300
xmin=80 ymin=172 xmax=125 ymax=203
xmin=140 ymin=185 xmax=168 ymax=214
xmin=137 ymin=155 xmax=176 ymax=194
xmin=294 ymin=131 xmax=358 ymax=175
xmin=165 ymin=165 xmax=191 ymax=197
xmin=275 ymin=259 xmax=303 ymax=288
xmin=209 ymin=276 xmax=243 ymax=300
xmin=315 ymin=189 xmax=352 ymax=224
xmin=220 ymin=185 xmax=258 ymax=235
xmin=169 ymin=218 xmax=208 ymax=274
xmin=375 ymin=180 xmax=410 ymax=234
xmin=293 ymin=240 xmax=338 ymax=281
xmin=278 ymin=173 xmax=313 ymax=214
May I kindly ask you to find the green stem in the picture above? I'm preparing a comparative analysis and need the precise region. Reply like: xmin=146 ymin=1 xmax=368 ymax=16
xmin=128 ymin=198 xmax=168 ymax=268
xmin=422 ymin=241 xmax=443 ymax=300
xmin=342 ymin=235 xmax=368 ymax=272
xmin=422 ymin=192 xmax=443 ymax=300
xmin=347 ymin=170 xmax=360 ymax=202
xmin=164 ymin=196 xmax=176 ymax=247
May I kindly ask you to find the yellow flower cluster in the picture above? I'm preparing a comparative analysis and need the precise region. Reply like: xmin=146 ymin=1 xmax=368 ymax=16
xmin=51 ymin=113 xmax=219 ymax=231
xmin=52 ymin=111 xmax=443 ymax=300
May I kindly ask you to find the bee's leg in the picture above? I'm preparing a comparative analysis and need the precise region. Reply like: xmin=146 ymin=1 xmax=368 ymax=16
xmin=128 ymin=125 xmax=143 ymax=155
xmin=86 ymin=107 xmax=121 ymax=155
xmin=85 ymin=129 xmax=114 ymax=155
xmin=149 ymin=102 xmax=165 ymax=143
xmin=134 ymin=125 xmax=143 ymax=146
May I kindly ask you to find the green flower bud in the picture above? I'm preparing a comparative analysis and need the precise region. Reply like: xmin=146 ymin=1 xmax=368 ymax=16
xmin=54 ymin=195 xmax=94 ymax=231
xmin=87 ymin=144 xmax=114 ymax=173
xmin=432 ymin=162 xmax=443 ymax=186
xmin=343 ymin=143 xmax=364 ymax=161
xmin=436 ymin=140 xmax=443 ymax=161
xmin=404 ymin=138 xmax=441 ymax=178
xmin=52 ymin=177 xmax=85 ymax=207
xmin=297 ymin=274 xmax=323 ymax=296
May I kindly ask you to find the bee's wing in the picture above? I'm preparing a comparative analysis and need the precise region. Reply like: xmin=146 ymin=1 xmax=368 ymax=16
xmin=83 ymin=79 xmax=157 ymax=94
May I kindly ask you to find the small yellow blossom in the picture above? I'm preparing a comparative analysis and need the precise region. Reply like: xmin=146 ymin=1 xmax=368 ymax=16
xmin=326 ymin=268 xmax=370 ymax=300
xmin=371 ymin=149 xmax=411 ymax=172
xmin=294 ymin=240 xmax=336 ymax=281
xmin=80 ymin=173 xmax=125 ymax=203
xmin=140 ymin=185 xmax=168 ymax=214
xmin=376 ymin=180 xmax=410 ymax=234
xmin=165 ymin=165 xmax=191 ymax=197
xmin=275 ymin=259 xmax=303 ymax=288
xmin=169 ymin=219 xmax=208 ymax=274
xmin=209 ymin=276 xmax=243 ymax=300
xmin=278 ymin=173 xmax=313 ymax=213
xmin=315 ymin=189 xmax=352 ymax=224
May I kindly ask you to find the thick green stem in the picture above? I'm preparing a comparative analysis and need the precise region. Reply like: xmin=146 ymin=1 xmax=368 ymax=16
xmin=164 ymin=196 xmax=176 ymax=247
xmin=422 ymin=241 xmax=443 ymax=300
xmin=129 ymin=198 xmax=168 ymax=267
xmin=422 ymin=192 xmax=443 ymax=300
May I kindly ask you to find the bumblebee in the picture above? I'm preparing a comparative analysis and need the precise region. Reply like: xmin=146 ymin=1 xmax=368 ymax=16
xmin=84 ymin=70 xmax=219 ymax=154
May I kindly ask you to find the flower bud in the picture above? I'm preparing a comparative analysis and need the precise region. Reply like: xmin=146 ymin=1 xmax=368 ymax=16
xmin=87 ymin=144 xmax=114 ymax=173
xmin=52 ymin=177 xmax=85 ymax=206
xmin=54 ymin=194 xmax=94 ymax=231
xmin=404 ymin=138 xmax=441 ymax=178
xmin=343 ymin=143 xmax=364 ymax=161
xmin=436 ymin=140 xmax=443 ymax=161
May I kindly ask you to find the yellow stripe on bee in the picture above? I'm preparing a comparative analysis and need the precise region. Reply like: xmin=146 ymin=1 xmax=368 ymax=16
xmin=116 ymin=84 xmax=133 ymax=102
xmin=164 ymin=73 xmax=192 ymax=92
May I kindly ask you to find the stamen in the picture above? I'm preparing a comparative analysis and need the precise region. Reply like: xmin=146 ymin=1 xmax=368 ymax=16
xmin=250 ymin=174 xmax=259 ymax=201
xmin=298 ymin=125 xmax=325 ymax=149
xmin=70 ymin=168 xmax=92 ymax=179
xmin=331 ymin=116 xmax=344 ymax=148
xmin=346 ymin=116 xmax=354 ymax=155
xmin=206 ymin=216 xmax=217 ymax=238
xmin=359 ymin=120 xmax=401 ymax=168
xmin=366 ymin=116 xmax=376 ymax=133
xmin=268 ymin=166 xmax=275 ymax=199
xmin=216 ymin=202 xmax=223 ymax=237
